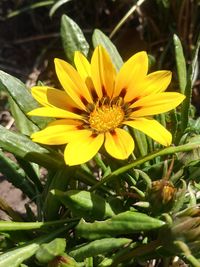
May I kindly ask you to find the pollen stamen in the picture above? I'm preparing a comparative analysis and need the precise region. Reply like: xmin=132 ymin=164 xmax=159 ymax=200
xmin=89 ymin=103 xmax=124 ymax=133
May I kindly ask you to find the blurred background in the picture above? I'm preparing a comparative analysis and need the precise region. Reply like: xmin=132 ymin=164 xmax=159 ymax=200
xmin=0 ymin=0 xmax=200 ymax=112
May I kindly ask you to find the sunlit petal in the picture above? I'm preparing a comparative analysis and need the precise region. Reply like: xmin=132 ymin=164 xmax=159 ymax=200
xmin=28 ymin=107 xmax=83 ymax=120
xmin=74 ymin=51 xmax=96 ymax=99
xmin=105 ymin=128 xmax=134 ymax=159
xmin=114 ymin=51 xmax=148 ymax=100
xmin=91 ymin=46 xmax=116 ymax=98
xmin=31 ymin=86 xmax=80 ymax=112
xmin=54 ymin=58 xmax=93 ymax=110
xmin=140 ymin=71 xmax=172 ymax=95
xmin=125 ymin=118 xmax=172 ymax=146
xmin=64 ymin=131 xmax=104 ymax=165
xmin=130 ymin=92 xmax=185 ymax=117
xmin=31 ymin=119 xmax=83 ymax=145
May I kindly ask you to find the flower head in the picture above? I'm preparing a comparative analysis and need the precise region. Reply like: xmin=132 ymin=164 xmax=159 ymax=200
xmin=28 ymin=46 xmax=185 ymax=166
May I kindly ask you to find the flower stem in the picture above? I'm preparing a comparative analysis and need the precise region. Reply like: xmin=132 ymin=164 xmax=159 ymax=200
xmin=90 ymin=142 xmax=200 ymax=191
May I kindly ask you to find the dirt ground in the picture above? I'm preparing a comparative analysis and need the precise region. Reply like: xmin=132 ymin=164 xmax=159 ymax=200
xmin=0 ymin=174 xmax=29 ymax=220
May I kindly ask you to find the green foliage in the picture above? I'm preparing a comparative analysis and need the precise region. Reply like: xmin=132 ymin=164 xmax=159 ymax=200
xmin=61 ymin=14 xmax=89 ymax=63
xmin=0 ymin=8 xmax=200 ymax=267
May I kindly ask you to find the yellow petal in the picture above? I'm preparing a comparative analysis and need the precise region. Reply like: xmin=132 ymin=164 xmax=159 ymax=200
xmin=28 ymin=107 xmax=83 ymax=120
xmin=31 ymin=86 xmax=80 ymax=112
xmin=91 ymin=46 xmax=116 ymax=99
xmin=31 ymin=119 xmax=82 ymax=145
xmin=64 ymin=131 xmax=104 ymax=166
xmin=130 ymin=92 xmax=185 ymax=117
xmin=113 ymin=51 xmax=148 ymax=100
xmin=74 ymin=51 xmax=96 ymax=98
xmin=124 ymin=118 xmax=172 ymax=146
xmin=54 ymin=58 xmax=93 ymax=110
xmin=137 ymin=70 xmax=172 ymax=96
xmin=104 ymin=128 xmax=134 ymax=160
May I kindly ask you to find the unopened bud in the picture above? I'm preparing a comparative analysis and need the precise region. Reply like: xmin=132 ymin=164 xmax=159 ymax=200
xmin=148 ymin=180 xmax=176 ymax=213
xmin=48 ymin=254 xmax=78 ymax=267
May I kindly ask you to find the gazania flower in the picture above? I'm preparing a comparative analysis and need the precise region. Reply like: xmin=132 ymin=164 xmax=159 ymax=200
xmin=28 ymin=46 xmax=185 ymax=166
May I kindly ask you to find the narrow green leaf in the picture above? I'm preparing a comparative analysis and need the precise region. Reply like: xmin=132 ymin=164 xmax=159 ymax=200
xmin=173 ymin=34 xmax=187 ymax=94
xmin=36 ymin=238 xmax=66 ymax=263
xmin=52 ymin=190 xmax=115 ymax=220
xmin=92 ymin=29 xmax=123 ymax=71
xmin=0 ymin=150 xmax=36 ymax=199
xmin=0 ymin=125 xmax=63 ymax=169
xmin=0 ymin=227 xmax=70 ymax=267
xmin=131 ymin=128 xmax=148 ymax=157
xmin=177 ymin=136 xmax=200 ymax=166
xmin=180 ymin=33 xmax=200 ymax=133
xmin=0 ymin=70 xmax=47 ymax=128
xmin=49 ymin=0 xmax=71 ymax=17
xmin=16 ymin=158 xmax=43 ymax=193
xmin=172 ymin=179 xmax=187 ymax=213
xmin=76 ymin=211 xmax=165 ymax=239
xmin=8 ymin=97 xmax=38 ymax=135
xmin=69 ymin=238 xmax=131 ymax=261
xmin=0 ymin=218 xmax=78 ymax=231
xmin=61 ymin=14 xmax=89 ymax=63
xmin=43 ymin=167 xmax=73 ymax=220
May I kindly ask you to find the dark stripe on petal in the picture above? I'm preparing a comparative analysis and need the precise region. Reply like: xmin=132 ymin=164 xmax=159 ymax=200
xmin=129 ymin=97 xmax=140 ymax=105
xmin=76 ymin=125 xmax=84 ymax=130
xmin=80 ymin=95 xmax=88 ymax=105
xmin=110 ymin=129 xmax=117 ymax=136
xmin=91 ymin=88 xmax=98 ymax=101
xmin=91 ymin=132 xmax=98 ymax=138
xmin=119 ymin=88 xmax=127 ymax=98
xmin=71 ymin=107 xmax=84 ymax=115
xmin=102 ymin=85 xmax=107 ymax=96
xmin=131 ymin=106 xmax=142 ymax=112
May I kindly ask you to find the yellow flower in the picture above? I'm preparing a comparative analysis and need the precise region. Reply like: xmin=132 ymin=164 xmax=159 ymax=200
xmin=28 ymin=46 xmax=185 ymax=166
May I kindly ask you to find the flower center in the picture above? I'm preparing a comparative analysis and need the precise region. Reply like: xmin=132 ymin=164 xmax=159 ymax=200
xmin=89 ymin=104 xmax=124 ymax=133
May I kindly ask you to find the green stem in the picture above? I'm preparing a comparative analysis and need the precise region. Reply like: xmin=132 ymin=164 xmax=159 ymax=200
xmin=90 ymin=142 xmax=200 ymax=191
xmin=174 ymin=241 xmax=200 ymax=267
xmin=94 ymin=154 xmax=107 ymax=172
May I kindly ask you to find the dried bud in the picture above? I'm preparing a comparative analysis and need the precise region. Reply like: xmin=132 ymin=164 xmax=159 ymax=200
xmin=148 ymin=179 xmax=176 ymax=213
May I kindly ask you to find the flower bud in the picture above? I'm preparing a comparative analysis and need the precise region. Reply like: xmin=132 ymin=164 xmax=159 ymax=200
xmin=148 ymin=179 xmax=176 ymax=213
xmin=48 ymin=254 xmax=79 ymax=267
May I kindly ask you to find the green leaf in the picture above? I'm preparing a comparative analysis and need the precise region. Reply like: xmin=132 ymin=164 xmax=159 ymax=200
xmin=0 ymin=219 xmax=77 ymax=231
xmin=16 ymin=158 xmax=43 ymax=193
xmin=0 ymin=151 xmax=36 ymax=199
xmin=49 ymin=0 xmax=71 ymax=17
xmin=173 ymin=34 xmax=187 ymax=94
xmin=36 ymin=238 xmax=66 ymax=263
xmin=8 ymin=97 xmax=38 ymax=135
xmin=43 ymin=167 xmax=73 ymax=220
xmin=172 ymin=179 xmax=187 ymax=213
xmin=76 ymin=211 xmax=165 ymax=239
xmin=180 ymin=32 xmax=200 ymax=133
xmin=0 ymin=125 xmax=63 ymax=169
xmin=69 ymin=238 xmax=131 ymax=261
xmin=52 ymin=190 xmax=115 ymax=220
xmin=0 ymin=227 xmax=68 ymax=267
xmin=61 ymin=15 xmax=89 ymax=63
xmin=0 ymin=70 xmax=47 ymax=129
xmin=92 ymin=29 xmax=123 ymax=71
